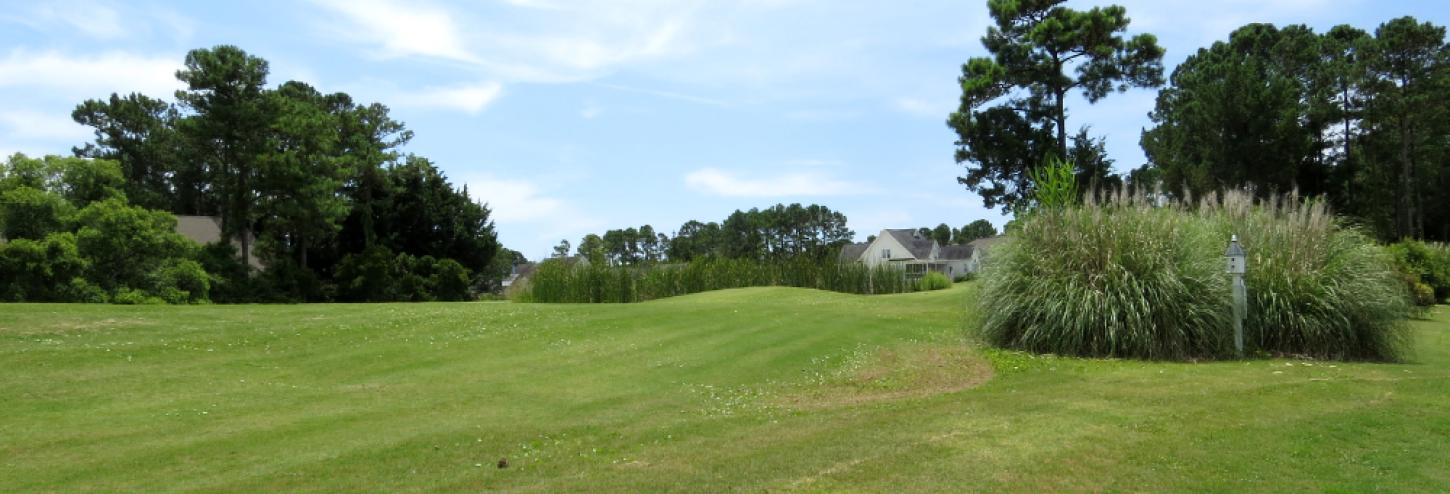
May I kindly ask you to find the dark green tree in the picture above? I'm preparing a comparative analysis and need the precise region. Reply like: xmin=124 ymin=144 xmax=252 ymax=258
xmin=173 ymin=45 xmax=273 ymax=265
xmin=931 ymin=224 xmax=952 ymax=245
xmin=1361 ymin=17 xmax=1449 ymax=239
xmin=72 ymin=93 xmax=185 ymax=212
xmin=1140 ymin=24 xmax=1325 ymax=200
xmin=950 ymin=0 xmax=1164 ymax=211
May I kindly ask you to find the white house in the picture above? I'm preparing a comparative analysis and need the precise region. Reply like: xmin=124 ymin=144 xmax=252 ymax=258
xmin=839 ymin=229 xmax=1007 ymax=277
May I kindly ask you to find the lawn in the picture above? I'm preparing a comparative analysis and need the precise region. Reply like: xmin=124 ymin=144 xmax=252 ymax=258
xmin=3 ymin=286 xmax=1448 ymax=493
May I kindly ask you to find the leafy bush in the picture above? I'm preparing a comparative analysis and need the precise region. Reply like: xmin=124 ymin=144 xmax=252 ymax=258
xmin=977 ymin=189 xmax=1411 ymax=362
xmin=1388 ymin=240 xmax=1450 ymax=304
xmin=953 ymin=272 xmax=978 ymax=283
xmin=333 ymin=245 xmax=475 ymax=302
xmin=918 ymin=272 xmax=952 ymax=291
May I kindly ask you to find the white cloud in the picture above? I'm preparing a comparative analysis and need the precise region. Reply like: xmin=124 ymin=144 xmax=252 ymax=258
xmin=394 ymin=83 xmax=504 ymax=114
xmin=0 ymin=49 xmax=183 ymax=99
xmin=684 ymin=168 xmax=875 ymax=197
xmin=306 ymin=0 xmax=701 ymax=83
xmin=6 ymin=0 xmax=127 ymax=39
xmin=0 ymin=110 xmax=91 ymax=141
xmin=307 ymin=0 xmax=476 ymax=62
xmin=466 ymin=176 xmax=567 ymax=224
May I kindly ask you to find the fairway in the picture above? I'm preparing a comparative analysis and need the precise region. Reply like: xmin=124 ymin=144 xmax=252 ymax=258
xmin=4 ymin=287 xmax=1449 ymax=493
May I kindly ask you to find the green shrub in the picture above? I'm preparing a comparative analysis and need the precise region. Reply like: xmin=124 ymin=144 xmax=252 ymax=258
xmin=919 ymin=272 xmax=952 ymax=291
xmin=977 ymin=189 xmax=1411 ymax=362
xmin=953 ymin=272 xmax=978 ymax=283
xmin=432 ymin=258 xmax=474 ymax=302
xmin=1388 ymin=240 xmax=1450 ymax=304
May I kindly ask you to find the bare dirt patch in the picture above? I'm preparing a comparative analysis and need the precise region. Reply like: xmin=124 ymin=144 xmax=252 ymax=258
xmin=777 ymin=344 xmax=994 ymax=410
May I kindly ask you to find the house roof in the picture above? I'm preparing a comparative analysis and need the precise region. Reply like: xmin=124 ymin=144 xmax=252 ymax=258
xmin=838 ymin=243 xmax=869 ymax=262
xmin=885 ymin=229 xmax=937 ymax=260
xmin=938 ymin=244 xmax=974 ymax=260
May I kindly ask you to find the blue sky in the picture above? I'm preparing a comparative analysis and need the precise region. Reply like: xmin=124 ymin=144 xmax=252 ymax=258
xmin=2 ymin=0 xmax=1446 ymax=260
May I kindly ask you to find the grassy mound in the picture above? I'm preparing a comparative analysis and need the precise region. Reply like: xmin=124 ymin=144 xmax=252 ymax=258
xmin=978 ymin=190 xmax=1411 ymax=361
xmin=517 ymin=257 xmax=916 ymax=303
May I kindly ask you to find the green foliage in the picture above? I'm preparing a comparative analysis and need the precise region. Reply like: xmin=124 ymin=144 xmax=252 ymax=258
xmin=69 ymin=47 xmax=498 ymax=299
xmin=950 ymin=0 xmax=1164 ymax=212
xmin=1026 ymin=156 xmax=1079 ymax=211
xmin=520 ymin=258 xmax=916 ymax=303
xmin=978 ymin=189 xmax=1411 ymax=361
xmin=333 ymin=245 xmax=474 ymax=302
xmin=953 ymin=219 xmax=998 ymax=245
xmin=432 ymin=258 xmax=473 ymax=302
xmin=1388 ymin=239 xmax=1450 ymax=303
xmin=918 ymin=271 xmax=952 ymax=291
xmin=1139 ymin=18 xmax=1450 ymax=242
xmin=667 ymin=204 xmax=853 ymax=263
xmin=0 ymin=186 xmax=71 ymax=241
xmin=0 ymin=233 xmax=90 ymax=302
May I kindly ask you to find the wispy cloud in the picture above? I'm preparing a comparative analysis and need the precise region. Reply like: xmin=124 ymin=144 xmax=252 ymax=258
xmin=307 ymin=0 xmax=476 ymax=62
xmin=0 ymin=49 xmax=183 ymax=98
xmin=466 ymin=175 xmax=568 ymax=224
xmin=684 ymin=168 xmax=875 ymax=197
xmin=306 ymin=0 xmax=700 ymax=83
xmin=6 ymin=0 xmax=127 ymax=39
xmin=0 ymin=110 xmax=91 ymax=141
xmin=394 ymin=83 xmax=504 ymax=114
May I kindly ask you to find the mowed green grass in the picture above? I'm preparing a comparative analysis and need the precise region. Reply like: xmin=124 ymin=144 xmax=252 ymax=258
xmin=3 ymin=287 xmax=1448 ymax=493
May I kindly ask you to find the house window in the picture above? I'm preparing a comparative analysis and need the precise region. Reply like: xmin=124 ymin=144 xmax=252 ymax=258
xmin=949 ymin=266 xmax=954 ymax=274
xmin=882 ymin=249 xmax=891 ymax=259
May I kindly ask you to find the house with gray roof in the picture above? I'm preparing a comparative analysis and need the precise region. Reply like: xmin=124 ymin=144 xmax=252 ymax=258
xmin=839 ymin=229 xmax=1008 ymax=277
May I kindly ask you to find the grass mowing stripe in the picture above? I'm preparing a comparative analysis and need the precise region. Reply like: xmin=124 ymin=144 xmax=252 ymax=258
xmin=3 ymin=292 xmax=1448 ymax=493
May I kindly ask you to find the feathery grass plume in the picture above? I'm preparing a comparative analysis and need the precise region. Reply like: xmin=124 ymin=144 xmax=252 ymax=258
xmin=1201 ymin=191 xmax=1412 ymax=360
xmin=977 ymin=187 xmax=1413 ymax=361
xmin=978 ymin=187 xmax=1231 ymax=360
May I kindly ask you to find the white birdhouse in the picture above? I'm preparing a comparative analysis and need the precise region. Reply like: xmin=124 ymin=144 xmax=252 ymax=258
xmin=1224 ymin=235 xmax=1246 ymax=274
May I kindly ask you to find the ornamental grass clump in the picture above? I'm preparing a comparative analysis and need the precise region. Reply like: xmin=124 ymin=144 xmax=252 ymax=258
xmin=977 ymin=189 xmax=1231 ymax=360
xmin=976 ymin=188 xmax=1413 ymax=362
xmin=1201 ymin=191 xmax=1412 ymax=360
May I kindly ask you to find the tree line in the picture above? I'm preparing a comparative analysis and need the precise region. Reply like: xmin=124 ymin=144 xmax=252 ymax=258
xmin=553 ymin=203 xmax=855 ymax=265
xmin=1 ymin=45 xmax=503 ymax=303
xmin=951 ymin=1 xmax=1450 ymax=242
xmin=1140 ymin=18 xmax=1450 ymax=241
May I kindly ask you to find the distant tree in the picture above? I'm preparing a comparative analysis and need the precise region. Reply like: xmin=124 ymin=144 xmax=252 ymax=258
xmin=173 ymin=45 xmax=275 ymax=265
xmin=72 ymin=93 xmax=185 ymax=212
xmin=1361 ymin=17 xmax=1450 ymax=239
xmin=552 ymin=239 xmax=571 ymax=259
xmin=1140 ymin=24 xmax=1324 ymax=200
xmin=955 ymin=219 xmax=998 ymax=244
xmin=866 ymin=235 xmax=877 ymax=243
xmin=255 ymin=81 xmax=350 ymax=272
xmin=577 ymin=234 xmax=606 ymax=264
xmin=950 ymin=0 xmax=1164 ymax=212
xmin=931 ymin=224 xmax=952 ymax=245
xmin=667 ymin=220 xmax=720 ymax=262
